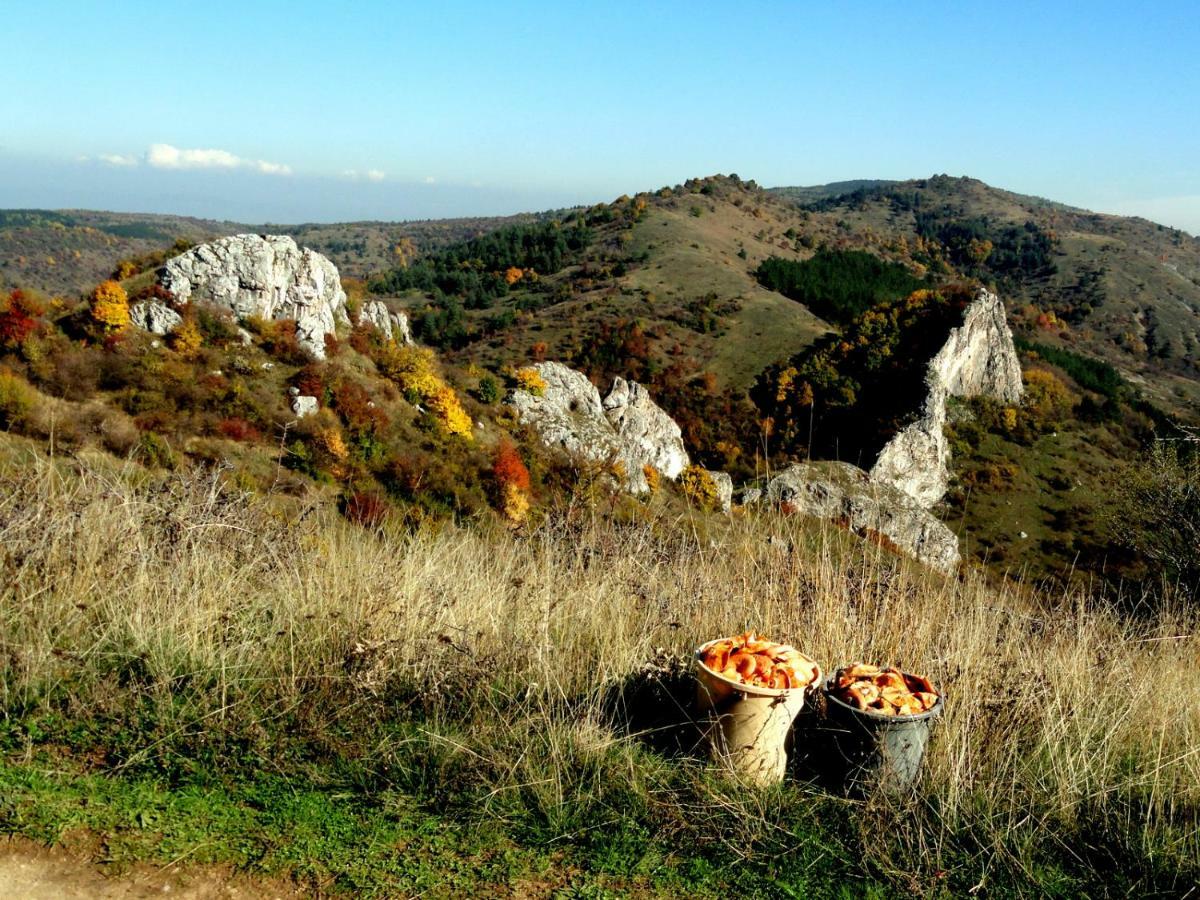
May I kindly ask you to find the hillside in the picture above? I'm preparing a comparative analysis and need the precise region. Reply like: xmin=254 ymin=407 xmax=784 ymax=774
xmin=2 ymin=173 xmax=1197 ymax=589
xmin=771 ymin=176 xmax=1200 ymax=416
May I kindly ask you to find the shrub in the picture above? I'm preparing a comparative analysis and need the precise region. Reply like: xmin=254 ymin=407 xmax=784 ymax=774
xmin=137 ymin=432 xmax=177 ymax=469
xmin=426 ymin=384 xmax=473 ymax=438
xmin=679 ymin=465 xmax=719 ymax=509
xmin=476 ymin=375 xmax=500 ymax=404
xmin=1110 ymin=442 xmax=1200 ymax=595
xmin=217 ymin=417 xmax=261 ymax=442
xmin=0 ymin=289 xmax=44 ymax=349
xmin=170 ymin=316 xmax=203 ymax=359
xmin=0 ymin=368 xmax=37 ymax=428
xmin=493 ymin=442 xmax=532 ymax=523
xmin=341 ymin=491 xmax=391 ymax=529
xmin=514 ymin=367 xmax=547 ymax=397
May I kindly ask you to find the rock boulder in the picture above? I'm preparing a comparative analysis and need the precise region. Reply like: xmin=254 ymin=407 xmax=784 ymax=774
xmin=129 ymin=300 xmax=182 ymax=336
xmin=157 ymin=234 xmax=348 ymax=359
xmin=766 ymin=461 xmax=961 ymax=574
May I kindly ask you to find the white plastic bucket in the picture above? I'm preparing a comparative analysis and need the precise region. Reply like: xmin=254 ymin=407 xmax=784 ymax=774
xmin=693 ymin=639 xmax=822 ymax=785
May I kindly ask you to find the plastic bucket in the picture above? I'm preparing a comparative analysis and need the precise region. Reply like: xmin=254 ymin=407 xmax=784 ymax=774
xmin=821 ymin=676 xmax=943 ymax=795
xmin=693 ymin=640 xmax=821 ymax=785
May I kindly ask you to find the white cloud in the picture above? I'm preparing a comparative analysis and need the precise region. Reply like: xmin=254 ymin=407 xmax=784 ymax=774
xmin=422 ymin=175 xmax=437 ymax=184
xmin=366 ymin=169 xmax=386 ymax=182
xmin=341 ymin=169 xmax=359 ymax=179
xmin=100 ymin=153 xmax=138 ymax=167
xmin=145 ymin=143 xmax=291 ymax=176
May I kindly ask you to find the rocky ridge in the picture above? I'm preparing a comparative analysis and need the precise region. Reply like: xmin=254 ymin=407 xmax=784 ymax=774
xmin=870 ymin=288 xmax=1023 ymax=507
xmin=156 ymin=235 xmax=348 ymax=359
xmin=765 ymin=462 xmax=961 ymax=574
xmin=508 ymin=362 xmax=691 ymax=494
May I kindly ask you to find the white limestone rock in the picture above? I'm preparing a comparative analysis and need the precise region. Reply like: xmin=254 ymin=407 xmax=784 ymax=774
xmin=358 ymin=300 xmax=412 ymax=344
xmin=602 ymin=376 xmax=690 ymax=480
xmin=508 ymin=362 xmax=692 ymax=494
xmin=766 ymin=461 xmax=961 ymax=574
xmin=708 ymin=470 xmax=733 ymax=513
xmin=291 ymin=395 xmax=319 ymax=418
xmin=508 ymin=361 xmax=630 ymax=479
xmin=129 ymin=300 xmax=182 ymax=336
xmin=157 ymin=234 xmax=347 ymax=359
xmin=870 ymin=288 xmax=1024 ymax=508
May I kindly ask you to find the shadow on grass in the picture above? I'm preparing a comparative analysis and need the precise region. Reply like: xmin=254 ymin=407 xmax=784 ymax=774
xmin=597 ymin=657 xmax=707 ymax=760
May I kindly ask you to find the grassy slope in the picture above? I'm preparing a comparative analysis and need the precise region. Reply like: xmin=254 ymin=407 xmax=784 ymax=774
xmin=622 ymin=199 xmax=829 ymax=389
xmin=1 ymin=444 xmax=1198 ymax=897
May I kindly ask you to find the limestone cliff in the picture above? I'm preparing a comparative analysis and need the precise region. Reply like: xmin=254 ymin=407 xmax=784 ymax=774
xmin=870 ymin=288 xmax=1023 ymax=507
xmin=156 ymin=235 xmax=348 ymax=359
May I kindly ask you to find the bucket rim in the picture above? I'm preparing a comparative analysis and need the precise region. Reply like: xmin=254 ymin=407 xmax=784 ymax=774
xmin=822 ymin=674 xmax=944 ymax=722
xmin=693 ymin=638 xmax=822 ymax=697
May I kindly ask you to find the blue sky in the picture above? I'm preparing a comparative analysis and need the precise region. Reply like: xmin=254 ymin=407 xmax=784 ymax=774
xmin=2 ymin=1 xmax=1197 ymax=230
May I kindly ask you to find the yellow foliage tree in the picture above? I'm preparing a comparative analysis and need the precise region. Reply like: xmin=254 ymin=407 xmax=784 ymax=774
xmin=90 ymin=280 xmax=129 ymax=333
xmin=170 ymin=317 xmax=203 ymax=359
xmin=426 ymin=383 xmax=473 ymax=438
xmin=378 ymin=344 xmax=473 ymax=438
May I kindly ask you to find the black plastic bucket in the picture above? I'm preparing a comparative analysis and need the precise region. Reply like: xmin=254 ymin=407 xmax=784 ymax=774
xmin=821 ymin=677 xmax=943 ymax=795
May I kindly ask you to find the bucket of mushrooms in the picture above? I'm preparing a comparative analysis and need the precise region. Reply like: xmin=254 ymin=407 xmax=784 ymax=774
xmin=694 ymin=632 xmax=822 ymax=785
xmin=822 ymin=663 xmax=944 ymax=794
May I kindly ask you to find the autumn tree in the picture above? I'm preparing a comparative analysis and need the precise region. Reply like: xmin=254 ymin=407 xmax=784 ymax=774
xmin=90 ymin=280 xmax=130 ymax=334
xmin=492 ymin=442 xmax=532 ymax=524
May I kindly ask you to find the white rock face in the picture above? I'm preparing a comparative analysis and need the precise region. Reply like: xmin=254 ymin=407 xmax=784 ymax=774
xmin=766 ymin=462 xmax=961 ymax=574
xmin=870 ymin=288 xmax=1023 ymax=507
xmin=129 ymin=301 xmax=183 ymax=335
xmin=508 ymin=362 xmax=690 ymax=493
xmin=157 ymin=235 xmax=347 ymax=359
xmin=708 ymin=470 xmax=733 ymax=513
xmin=291 ymin=395 xmax=319 ymax=418
xmin=602 ymin=377 xmax=690 ymax=480
xmin=358 ymin=300 xmax=412 ymax=344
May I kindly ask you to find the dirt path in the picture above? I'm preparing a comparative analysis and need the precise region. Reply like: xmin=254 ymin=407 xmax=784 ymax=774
xmin=0 ymin=838 xmax=302 ymax=899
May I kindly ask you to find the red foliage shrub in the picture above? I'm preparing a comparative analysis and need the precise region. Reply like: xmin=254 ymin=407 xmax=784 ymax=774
xmin=217 ymin=417 xmax=262 ymax=442
xmin=0 ymin=290 xmax=44 ymax=349
xmin=332 ymin=379 xmax=389 ymax=434
xmin=294 ymin=363 xmax=327 ymax=399
xmin=342 ymin=491 xmax=390 ymax=529
xmin=492 ymin=442 xmax=531 ymax=492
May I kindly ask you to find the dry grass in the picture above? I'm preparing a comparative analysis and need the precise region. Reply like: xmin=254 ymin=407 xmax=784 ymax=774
xmin=1 ymin=446 xmax=1198 ymax=891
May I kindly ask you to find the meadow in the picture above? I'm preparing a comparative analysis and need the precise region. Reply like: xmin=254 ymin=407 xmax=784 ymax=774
xmin=1 ymin=444 xmax=1197 ymax=896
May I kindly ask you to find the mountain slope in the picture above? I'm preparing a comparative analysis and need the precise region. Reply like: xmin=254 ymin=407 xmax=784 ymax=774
xmin=771 ymin=176 xmax=1200 ymax=416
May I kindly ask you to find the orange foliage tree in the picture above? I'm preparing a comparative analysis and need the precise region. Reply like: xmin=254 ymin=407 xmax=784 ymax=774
xmin=492 ymin=442 xmax=531 ymax=524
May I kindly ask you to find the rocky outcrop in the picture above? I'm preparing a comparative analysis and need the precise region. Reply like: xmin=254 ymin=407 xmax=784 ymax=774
xmin=508 ymin=362 xmax=691 ymax=493
xmin=358 ymin=300 xmax=412 ymax=344
xmin=601 ymin=377 xmax=689 ymax=480
xmin=156 ymin=235 xmax=348 ymax=359
xmin=129 ymin=300 xmax=182 ymax=335
xmin=709 ymin=470 xmax=733 ymax=513
xmin=870 ymin=288 xmax=1023 ymax=507
xmin=291 ymin=395 xmax=318 ymax=418
xmin=766 ymin=462 xmax=960 ymax=574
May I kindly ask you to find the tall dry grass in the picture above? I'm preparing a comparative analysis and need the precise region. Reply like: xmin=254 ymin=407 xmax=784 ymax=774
xmin=1 ymin=447 xmax=1198 ymax=886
